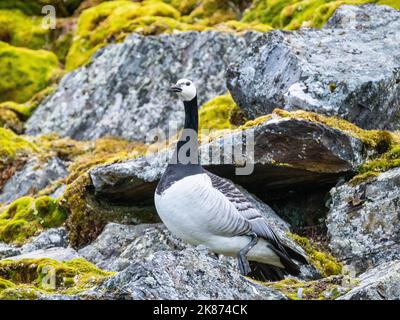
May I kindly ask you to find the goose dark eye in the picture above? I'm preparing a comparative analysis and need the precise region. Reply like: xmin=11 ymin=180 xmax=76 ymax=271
xmin=186 ymin=82 xmax=191 ymax=86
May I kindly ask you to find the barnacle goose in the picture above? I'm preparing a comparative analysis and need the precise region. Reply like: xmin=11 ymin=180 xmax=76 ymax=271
xmin=154 ymin=79 xmax=308 ymax=281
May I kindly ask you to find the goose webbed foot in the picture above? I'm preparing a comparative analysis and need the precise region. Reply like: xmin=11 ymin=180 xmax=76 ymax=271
xmin=237 ymin=233 xmax=258 ymax=276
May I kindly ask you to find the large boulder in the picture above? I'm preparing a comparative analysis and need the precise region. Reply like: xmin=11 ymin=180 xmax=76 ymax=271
xmin=327 ymin=167 xmax=400 ymax=274
xmin=26 ymin=31 xmax=261 ymax=141
xmin=81 ymin=246 xmax=286 ymax=300
xmin=227 ymin=4 xmax=400 ymax=130
xmin=90 ymin=114 xmax=365 ymax=202
xmin=339 ymin=260 xmax=400 ymax=300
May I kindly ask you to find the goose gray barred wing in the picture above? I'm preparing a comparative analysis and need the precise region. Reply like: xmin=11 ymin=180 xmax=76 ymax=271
xmin=205 ymin=170 xmax=285 ymax=250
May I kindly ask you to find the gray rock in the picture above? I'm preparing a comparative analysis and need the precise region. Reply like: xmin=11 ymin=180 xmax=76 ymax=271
xmin=21 ymin=228 xmax=68 ymax=254
xmin=2 ymin=247 xmax=80 ymax=261
xmin=90 ymin=115 xmax=364 ymax=202
xmin=339 ymin=260 xmax=400 ymax=300
xmin=0 ymin=228 xmax=68 ymax=260
xmin=26 ymin=31 xmax=262 ymax=141
xmin=78 ymin=220 xmax=308 ymax=277
xmin=79 ymin=223 xmax=187 ymax=271
xmin=227 ymin=4 xmax=400 ymax=130
xmin=0 ymin=157 xmax=68 ymax=204
xmin=0 ymin=242 xmax=21 ymax=260
xmin=81 ymin=246 xmax=286 ymax=300
xmin=327 ymin=167 xmax=400 ymax=274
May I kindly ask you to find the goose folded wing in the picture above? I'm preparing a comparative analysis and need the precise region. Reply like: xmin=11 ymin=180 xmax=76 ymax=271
xmin=205 ymin=171 xmax=289 ymax=251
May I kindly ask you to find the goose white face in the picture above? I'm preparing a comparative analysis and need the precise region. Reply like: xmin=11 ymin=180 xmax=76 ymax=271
xmin=171 ymin=79 xmax=197 ymax=101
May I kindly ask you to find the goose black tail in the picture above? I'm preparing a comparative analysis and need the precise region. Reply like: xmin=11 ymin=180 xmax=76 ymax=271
xmin=248 ymin=244 xmax=307 ymax=282
xmin=248 ymin=262 xmax=288 ymax=281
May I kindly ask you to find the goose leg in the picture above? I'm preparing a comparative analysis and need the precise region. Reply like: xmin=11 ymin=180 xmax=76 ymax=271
xmin=237 ymin=233 xmax=258 ymax=275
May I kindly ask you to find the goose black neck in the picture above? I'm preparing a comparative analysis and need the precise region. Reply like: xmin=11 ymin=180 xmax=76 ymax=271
xmin=183 ymin=96 xmax=198 ymax=132
xmin=173 ymin=96 xmax=199 ymax=166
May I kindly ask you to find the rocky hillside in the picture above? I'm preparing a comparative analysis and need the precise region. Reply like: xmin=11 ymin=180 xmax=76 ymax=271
xmin=1 ymin=1 xmax=400 ymax=300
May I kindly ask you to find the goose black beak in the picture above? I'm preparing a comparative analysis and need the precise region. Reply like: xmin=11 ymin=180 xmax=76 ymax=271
xmin=170 ymin=85 xmax=182 ymax=93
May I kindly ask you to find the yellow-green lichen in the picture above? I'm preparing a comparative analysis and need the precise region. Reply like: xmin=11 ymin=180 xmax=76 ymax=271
xmin=0 ymin=196 xmax=67 ymax=245
xmin=0 ymin=41 xmax=60 ymax=103
xmin=289 ymin=233 xmax=342 ymax=277
xmin=0 ymin=257 xmax=113 ymax=300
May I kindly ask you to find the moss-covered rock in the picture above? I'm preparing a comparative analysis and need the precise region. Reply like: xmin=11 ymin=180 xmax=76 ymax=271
xmin=66 ymin=0 xmax=199 ymax=69
xmin=177 ymin=0 xmax=252 ymax=25
xmin=0 ymin=196 xmax=67 ymax=245
xmin=0 ymin=257 xmax=113 ymax=299
xmin=270 ymin=109 xmax=394 ymax=152
xmin=242 ymin=0 xmax=400 ymax=29
xmin=199 ymin=93 xmax=246 ymax=131
xmin=0 ymin=86 xmax=55 ymax=133
xmin=289 ymin=233 xmax=342 ymax=277
xmin=0 ymin=9 xmax=50 ymax=49
xmin=351 ymin=143 xmax=400 ymax=183
xmin=0 ymin=41 xmax=60 ymax=103
xmin=65 ymin=0 xmax=272 ymax=70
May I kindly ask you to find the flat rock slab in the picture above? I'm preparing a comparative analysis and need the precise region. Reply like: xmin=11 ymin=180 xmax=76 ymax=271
xmin=227 ymin=4 xmax=400 ymax=130
xmin=25 ymin=31 xmax=261 ymax=141
xmin=90 ymin=116 xmax=364 ymax=202
xmin=2 ymin=247 xmax=80 ymax=262
xmin=327 ymin=167 xmax=400 ymax=274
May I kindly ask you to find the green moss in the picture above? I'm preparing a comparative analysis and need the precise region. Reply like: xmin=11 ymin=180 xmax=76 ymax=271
xmin=0 ymin=41 xmax=60 ymax=103
xmin=242 ymin=0 xmax=400 ymax=29
xmin=0 ymin=9 xmax=50 ymax=50
xmin=272 ymin=108 xmax=394 ymax=151
xmin=199 ymin=93 xmax=246 ymax=131
xmin=267 ymin=276 xmax=352 ymax=300
xmin=0 ymin=108 xmax=23 ymax=133
xmin=0 ymin=128 xmax=38 ymax=170
xmin=289 ymin=233 xmax=342 ymax=277
xmin=0 ymin=257 xmax=113 ymax=300
xmin=0 ymin=85 xmax=56 ymax=133
xmin=350 ymin=144 xmax=400 ymax=183
xmin=66 ymin=0 xmax=193 ymax=70
xmin=0 ymin=0 xmax=84 ymax=16
xmin=0 ymin=196 xmax=67 ymax=245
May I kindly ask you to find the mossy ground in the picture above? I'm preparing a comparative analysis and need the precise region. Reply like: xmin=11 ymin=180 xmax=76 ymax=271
xmin=266 ymin=275 xmax=356 ymax=300
xmin=0 ymin=196 xmax=67 ymax=245
xmin=0 ymin=257 xmax=113 ymax=300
